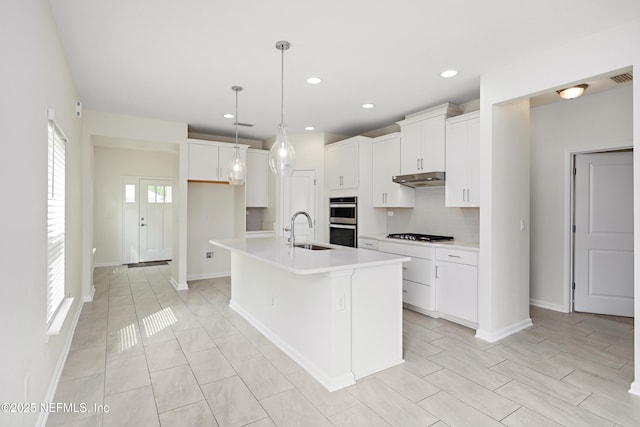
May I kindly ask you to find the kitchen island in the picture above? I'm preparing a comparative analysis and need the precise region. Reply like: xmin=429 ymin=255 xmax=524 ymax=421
xmin=209 ymin=237 xmax=410 ymax=391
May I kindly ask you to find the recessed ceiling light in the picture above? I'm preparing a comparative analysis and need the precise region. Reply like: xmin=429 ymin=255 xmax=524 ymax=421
xmin=440 ymin=69 xmax=458 ymax=78
xmin=223 ymin=113 xmax=234 ymax=119
xmin=306 ymin=77 xmax=322 ymax=84
xmin=305 ymin=126 xmax=315 ymax=131
xmin=556 ymin=84 xmax=588 ymax=100
xmin=361 ymin=103 xmax=375 ymax=109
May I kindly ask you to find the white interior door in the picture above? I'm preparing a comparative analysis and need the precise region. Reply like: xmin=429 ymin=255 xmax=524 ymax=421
xmin=282 ymin=170 xmax=316 ymax=243
xmin=573 ymin=151 xmax=634 ymax=316
xmin=139 ymin=178 xmax=173 ymax=262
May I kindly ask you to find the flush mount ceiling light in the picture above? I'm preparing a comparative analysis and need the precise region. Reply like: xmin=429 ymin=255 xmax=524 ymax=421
xmin=306 ymin=77 xmax=322 ymax=84
xmin=226 ymin=86 xmax=246 ymax=185
xmin=269 ymin=40 xmax=296 ymax=176
xmin=440 ymin=69 xmax=458 ymax=78
xmin=557 ymin=84 xmax=588 ymax=100
xmin=223 ymin=113 xmax=234 ymax=118
xmin=305 ymin=126 xmax=315 ymax=131
xmin=361 ymin=103 xmax=375 ymax=109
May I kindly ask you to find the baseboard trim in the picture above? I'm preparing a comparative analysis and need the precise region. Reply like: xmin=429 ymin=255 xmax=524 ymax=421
xmin=475 ymin=318 xmax=533 ymax=343
xmin=629 ymin=381 xmax=640 ymax=396
xmin=37 ymin=300 xmax=83 ymax=427
xmin=169 ymin=277 xmax=188 ymax=291
xmin=83 ymin=285 xmax=96 ymax=303
xmin=187 ymin=272 xmax=230 ymax=281
xmin=94 ymin=262 xmax=122 ymax=268
xmin=530 ymin=299 xmax=567 ymax=313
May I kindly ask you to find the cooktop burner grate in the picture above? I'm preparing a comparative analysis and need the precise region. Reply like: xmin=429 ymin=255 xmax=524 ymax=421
xmin=387 ymin=233 xmax=454 ymax=242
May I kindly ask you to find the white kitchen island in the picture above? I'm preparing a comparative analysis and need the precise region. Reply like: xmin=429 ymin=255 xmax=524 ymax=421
xmin=209 ymin=237 xmax=410 ymax=391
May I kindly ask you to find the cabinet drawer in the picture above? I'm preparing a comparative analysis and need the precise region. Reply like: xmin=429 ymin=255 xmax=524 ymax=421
xmin=403 ymin=257 xmax=431 ymax=286
xmin=358 ymin=238 xmax=378 ymax=250
xmin=402 ymin=280 xmax=434 ymax=311
xmin=436 ymin=248 xmax=478 ymax=265
xmin=379 ymin=241 xmax=433 ymax=259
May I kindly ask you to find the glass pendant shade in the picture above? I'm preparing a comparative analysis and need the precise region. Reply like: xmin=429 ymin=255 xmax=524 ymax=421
xmin=227 ymin=148 xmax=246 ymax=185
xmin=269 ymin=123 xmax=296 ymax=176
xmin=226 ymin=85 xmax=246 ymax=185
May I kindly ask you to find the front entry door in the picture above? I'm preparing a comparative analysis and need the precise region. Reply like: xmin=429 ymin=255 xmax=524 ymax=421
xmin=139 ymin=179 xmax=173 ymax=262
xmin=573 ymin=151 xmax=634 ymax=316
xmin=282 ymin=170 xmax=316 ymax=243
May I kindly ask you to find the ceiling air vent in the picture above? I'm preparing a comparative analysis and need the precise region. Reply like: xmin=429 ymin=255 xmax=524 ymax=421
xmin=233 ymin=122 xmax=254 ymax=127
xmin=610 ymin=72 xmax=633 ymax=84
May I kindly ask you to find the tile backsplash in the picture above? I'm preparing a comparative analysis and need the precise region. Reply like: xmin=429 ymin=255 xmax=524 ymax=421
xmin=386 ymin=187 xmax=479 ymax=243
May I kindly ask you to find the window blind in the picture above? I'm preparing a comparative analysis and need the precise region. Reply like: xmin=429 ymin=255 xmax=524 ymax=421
xmin=47 ymin=121 xmax=66 ymax=324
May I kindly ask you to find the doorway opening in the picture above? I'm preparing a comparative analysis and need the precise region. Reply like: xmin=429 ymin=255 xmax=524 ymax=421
xmin=571 ymin=149 xmax=634 ymax=316
xmin=122 ymin=177 xmax=174 ymax=264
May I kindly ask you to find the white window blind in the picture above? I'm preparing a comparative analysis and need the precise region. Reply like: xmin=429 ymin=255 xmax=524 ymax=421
xmin=47 ymin=120 xmax=66 ymax=324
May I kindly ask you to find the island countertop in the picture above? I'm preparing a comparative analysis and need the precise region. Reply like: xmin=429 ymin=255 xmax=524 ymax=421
xmin=209 ymin=237 xmax=410 ymax=275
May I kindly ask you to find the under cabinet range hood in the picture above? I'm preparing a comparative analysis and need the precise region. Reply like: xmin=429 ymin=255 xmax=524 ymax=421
xmin=392 ymin=171 xmax=445 ymax=188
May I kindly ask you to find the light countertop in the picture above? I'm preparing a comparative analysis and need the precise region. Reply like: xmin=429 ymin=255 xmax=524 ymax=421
xmin=210 ymin=237 xmax=410 ymax=275
xmin=359 ymin=234 xmax=480 ymax=251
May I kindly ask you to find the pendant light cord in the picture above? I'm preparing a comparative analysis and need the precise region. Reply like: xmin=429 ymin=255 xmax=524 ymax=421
xmin=235 ymin=89 xmax=239 ymax=154
xmin=280 ymin=46 xmax=285 ymax=125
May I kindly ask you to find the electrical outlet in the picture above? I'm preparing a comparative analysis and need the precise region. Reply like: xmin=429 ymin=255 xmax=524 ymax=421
xmin=205 ymin=251 xmax=214 ymax=259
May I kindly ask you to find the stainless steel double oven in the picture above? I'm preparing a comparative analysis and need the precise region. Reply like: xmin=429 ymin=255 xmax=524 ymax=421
xmin=329 ymin=196 xmax=357 ymax=247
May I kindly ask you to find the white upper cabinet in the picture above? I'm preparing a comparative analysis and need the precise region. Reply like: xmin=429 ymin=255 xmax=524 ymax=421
xmin=246 ymin=149 xmax=269 ymax=207
xmin=371 ymin=133 xmax=415 ymax=208
xmin=326 ymin=138 xmax=359 ymax=190
xmin=445 ymin=111 xmax=480 ymax=207
xmin=188 ymin=139 xmax=247 ymax=182
xmin=397 ymin=103 xmax=461 ymax=175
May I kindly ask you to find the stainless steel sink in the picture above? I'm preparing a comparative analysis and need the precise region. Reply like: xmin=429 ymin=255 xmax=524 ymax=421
xmin=294 ymin=243 xmax=333 ymax=251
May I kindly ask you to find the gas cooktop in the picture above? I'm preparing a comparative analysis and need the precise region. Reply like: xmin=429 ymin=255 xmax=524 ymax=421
xmin=387 ymin=233 xmax=454 ymax=242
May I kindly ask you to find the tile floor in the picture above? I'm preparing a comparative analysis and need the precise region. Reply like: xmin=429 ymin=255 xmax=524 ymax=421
xmin=47 ymin=265 xmax=638 ymax=427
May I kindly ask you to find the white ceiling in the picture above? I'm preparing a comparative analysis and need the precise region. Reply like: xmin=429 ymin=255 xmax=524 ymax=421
xmin=49 ymin=0 xmax=640 ymax=141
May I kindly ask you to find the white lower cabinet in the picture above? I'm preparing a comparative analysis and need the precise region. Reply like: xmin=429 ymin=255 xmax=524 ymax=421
xmin=378 ymin=241 xmax=434 ymax=313
xmin=358 ymin=237 xmax=379 ymax=250
xmin=435 ymin=247 xmax=478 ymax=327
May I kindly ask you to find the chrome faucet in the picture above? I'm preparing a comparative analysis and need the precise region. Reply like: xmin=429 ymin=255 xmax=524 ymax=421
xmin=289 ymin=211 xmax=313 ymax=248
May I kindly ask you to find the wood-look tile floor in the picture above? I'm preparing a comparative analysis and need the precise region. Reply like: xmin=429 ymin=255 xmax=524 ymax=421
xmin=47 ymin=265 xmax=638 ymax=427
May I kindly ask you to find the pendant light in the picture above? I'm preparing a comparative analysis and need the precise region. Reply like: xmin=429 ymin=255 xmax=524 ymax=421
xmin=268 ymin=40 xmax=296 ymax=176
xmin=226 ymin=86 xmax=246 ymax=185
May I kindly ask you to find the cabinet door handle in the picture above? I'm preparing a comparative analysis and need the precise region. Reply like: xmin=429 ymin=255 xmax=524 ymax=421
xmin=447 ymin=254 xmax=462 ymax=258
xmin=462 ymin=189 xmax=465 ymax=202
xmin=402 ymin=289 xmax=407 ymax=293
xmin=421 ymin=158 xmax=424 ymax=170
xmin=467 ymin=188 xmax=470 ymax=202
xmin=435 ymin=265 xmax=438 ymax=278
xmin=417 ymin=158 xmax=420 ymax=170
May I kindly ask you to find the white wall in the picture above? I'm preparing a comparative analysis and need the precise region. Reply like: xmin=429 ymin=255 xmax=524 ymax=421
xmin=386 ymin=189 xmax=480 ymax=243
xmin=187 ymin=182 xmax=243 ymax=279
xmin=0 ymin=1 xmax=83 ymax=426
xmin=479 ymin=18 xmax=640 ymax=394
xmin=530 ymin=85 xmax=633 ymax=310
xmin=93 ymin=145 xmax=177 ymax=265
